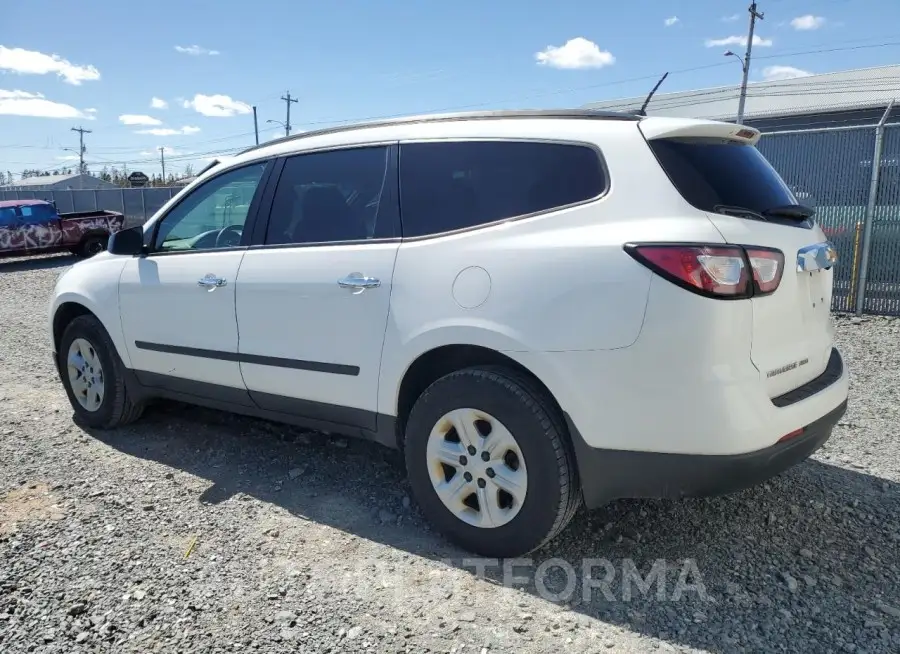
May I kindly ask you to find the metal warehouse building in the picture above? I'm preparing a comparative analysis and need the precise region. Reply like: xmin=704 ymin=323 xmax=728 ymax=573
xmin=581 ymin=64 xmax=900 ymax=130
xmin=581 ymin=65 xmax=900 ymax=206
xmin=1 ymin=173 xmax=119 ymax=192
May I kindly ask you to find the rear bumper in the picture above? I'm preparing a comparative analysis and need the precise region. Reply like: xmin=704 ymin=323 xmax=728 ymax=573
xmin=569 ymin=398 xmax=847 ymax=508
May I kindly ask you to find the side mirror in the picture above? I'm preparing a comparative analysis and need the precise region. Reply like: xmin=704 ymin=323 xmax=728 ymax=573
xmin=108 ymin=225 xmax=145 ymax=256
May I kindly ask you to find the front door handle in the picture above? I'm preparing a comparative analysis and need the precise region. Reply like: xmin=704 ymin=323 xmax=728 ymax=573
xmin=338 ymin=273 xmax=381 ymax=290
xmin=198 ymin=273 xmax=227 ymax=291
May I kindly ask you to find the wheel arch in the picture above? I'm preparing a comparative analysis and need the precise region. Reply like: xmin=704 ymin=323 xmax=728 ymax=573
xmin=52 ymin=301 xmax=97 ymax=354
xmin=50 ymin=289 xmax=132 ymax=369
xmin=74 ymin=229 xmax=111 ymax=254
xmin=394 ymin=344 xmax=567 ymax=449
xmin=73 ymin=228 xmax=111 ymax=244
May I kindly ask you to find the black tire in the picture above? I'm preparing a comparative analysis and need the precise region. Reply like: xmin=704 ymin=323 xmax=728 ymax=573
xmin=404 ymin=365 xmax=581 ymax=557
xmin=77 ymin=235 xmax=108 ymax=258
xmin=57 ymin=314 xmax=144 ymax=429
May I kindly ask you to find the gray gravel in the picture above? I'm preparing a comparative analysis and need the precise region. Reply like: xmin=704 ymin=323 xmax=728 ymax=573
xmin=1 ymin=254 xmax=899 ymax=654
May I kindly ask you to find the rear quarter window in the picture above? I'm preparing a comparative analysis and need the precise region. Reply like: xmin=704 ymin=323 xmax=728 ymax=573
xmin=399 ymin=140 xmax=607 ymax=237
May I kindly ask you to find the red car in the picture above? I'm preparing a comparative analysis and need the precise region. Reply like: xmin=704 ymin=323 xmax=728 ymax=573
xmin=0 ymin=199 xmax=126 ymax=260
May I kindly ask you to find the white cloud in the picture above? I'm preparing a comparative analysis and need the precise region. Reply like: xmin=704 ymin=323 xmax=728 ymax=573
xmin=150 ymin=97 xmax=169 ymax=109
xmin=182 ymin=93 xmax=252 ymax=117
xmin=140 ymin=147 xmax=187 ymax=157
xmin=791 ymin=15 xmax=825 ymax=30
xmin=0 ymin=46 xmax=100 ymax=85
xmin=135 ymin=126 xmax=201 ymax=136
xmin=762 ymin=65 xmax=813 ymax=81
xmin=119 ymin=114 xmax=162 ymax=126
xmin=55 ymin=155 xmax=80 ymax=161
xmin=535 ymin=37 xmax=615 ymax=70
xmin=85 ymin=108 xmax=98 ymax=113
xmin=705 ymin=34 xmax=773 ymax=48
xmin=0 ymin=89 xmax=94 ymax=119
xmin=174 ymin=45 xmax=220 ymax=56
xmin=723 ymin=14 xmax=741 ymax=22
xmin=664 ymin=16 xmax=679 ymax=27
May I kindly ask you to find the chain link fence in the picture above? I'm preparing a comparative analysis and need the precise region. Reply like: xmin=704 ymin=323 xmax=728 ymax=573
xmin=758 ymin=121 xmax=900 ymax=316
xmin=3 ymin=124 xmax=900 ymax=315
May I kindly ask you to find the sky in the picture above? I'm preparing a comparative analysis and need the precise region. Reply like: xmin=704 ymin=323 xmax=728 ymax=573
xmin=2 ymin=0 xmax=900 ymax=181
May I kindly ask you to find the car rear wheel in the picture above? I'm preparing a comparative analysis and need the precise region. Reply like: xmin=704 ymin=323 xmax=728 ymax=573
xmin=58 ymin=314 xmax=144 ymax=429
xmin=77 ymin=235 xmax=108 ymax=258
xmin=404 ymin=366 xmax=581 ymax=557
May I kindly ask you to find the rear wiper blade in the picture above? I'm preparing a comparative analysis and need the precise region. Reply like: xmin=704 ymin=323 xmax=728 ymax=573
xmin=762 ymin=204 xmax=816 ymax=219
xmin=713 ymin=204 xmax=767 ymax=221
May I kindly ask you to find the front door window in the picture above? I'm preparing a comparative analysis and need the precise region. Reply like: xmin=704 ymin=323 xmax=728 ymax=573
xmin=153 ymin=163 xmax=267 ymax=252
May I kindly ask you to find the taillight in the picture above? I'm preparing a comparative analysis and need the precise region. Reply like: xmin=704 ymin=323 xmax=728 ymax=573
xmin=745 ymin=247 xmax=784 ymax=296
xmin=624 ymin=243 xmax=784 ymax=299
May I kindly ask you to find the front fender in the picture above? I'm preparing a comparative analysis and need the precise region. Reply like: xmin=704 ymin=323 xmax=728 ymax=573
xmin=48 ymin=256 xmax=130 ymax=365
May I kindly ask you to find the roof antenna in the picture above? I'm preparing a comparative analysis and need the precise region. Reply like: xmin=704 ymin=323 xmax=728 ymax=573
xmin=637 ymin=72 xmax=669 ymax=116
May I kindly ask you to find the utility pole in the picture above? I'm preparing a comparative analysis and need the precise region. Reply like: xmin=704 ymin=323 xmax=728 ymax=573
xmin=252 ymin=106 xmax=259 ymax=145
xmin=736 ymin=2 xmax=764 ymax=124
xmin=159 ymin=147 xmax=166 ymax=184
xmin=70 ymin=126 xmax=91 ymax=174
xmin=280 ymin=91 xmax=298 ymax=137
xmin=70 ymin=126 xmax=91 ymax=189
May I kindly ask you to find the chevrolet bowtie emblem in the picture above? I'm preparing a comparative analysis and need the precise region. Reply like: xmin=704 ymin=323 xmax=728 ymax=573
xmin=797 ymin=242 xmax=837 ymax=272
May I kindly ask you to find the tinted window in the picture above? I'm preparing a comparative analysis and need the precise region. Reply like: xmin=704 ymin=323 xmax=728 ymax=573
xmin=649 ymin=138 xmax=798 ymax=214
xmin=0 ymin=207 xmax=17 ymax=226
xmin=399 ymin=141 xmax=606 ymax=237
xmin=153 ymin=162 xmax=267 ymax=252
xmin=19 ymin=204 xmax=56 ymax=222
xmin=265 ymin=146 xmax=395 ymax=245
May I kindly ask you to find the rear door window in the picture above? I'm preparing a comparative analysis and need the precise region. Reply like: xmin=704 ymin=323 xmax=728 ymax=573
xmin=399 ymin=140 xmax=607 ymax=237
xmin=648 ymin=138 xmax=799 ymax=215
xmin=264 ymin=146 xmax=397 ymax=245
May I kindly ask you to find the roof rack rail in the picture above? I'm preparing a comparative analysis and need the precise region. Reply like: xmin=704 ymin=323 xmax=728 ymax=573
xmin=238 ymin=108 xmax=642 ymax=156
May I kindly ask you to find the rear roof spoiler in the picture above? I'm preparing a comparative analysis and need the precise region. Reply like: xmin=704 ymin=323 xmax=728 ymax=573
xmin=638 ymin=118 xmax=761 ymax=146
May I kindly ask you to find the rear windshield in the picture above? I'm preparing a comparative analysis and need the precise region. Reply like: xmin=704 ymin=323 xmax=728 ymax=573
xmin=649 ymin=138 xmax=798 ymax=214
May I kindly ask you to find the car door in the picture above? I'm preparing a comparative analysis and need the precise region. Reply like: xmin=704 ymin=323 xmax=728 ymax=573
xmin=19 ymin=202 xmax=63 ymax=253
xmin=235 ymin=144 xmax=400 ymax=431
xmin=0 ymin=205 xmax=22 ymax=255
xmin=118 ymin=160 xmax=273 ymax=403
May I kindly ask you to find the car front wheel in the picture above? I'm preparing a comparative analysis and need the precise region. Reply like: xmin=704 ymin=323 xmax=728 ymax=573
xmin=58 ymin=314 xmax=144 ymax=429
xmin=404 ymin=366 xmax=581 ymax=557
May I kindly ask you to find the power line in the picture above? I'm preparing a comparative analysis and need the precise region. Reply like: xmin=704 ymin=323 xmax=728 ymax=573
xmin=5 ymin=41 xmax=900 ymax=177
xmin=5 ymin=41 xmax=900 ymax=156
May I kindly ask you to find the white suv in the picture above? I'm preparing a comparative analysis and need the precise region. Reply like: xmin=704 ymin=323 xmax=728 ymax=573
xmin=49 ymin=110 xmax=849 ymax=557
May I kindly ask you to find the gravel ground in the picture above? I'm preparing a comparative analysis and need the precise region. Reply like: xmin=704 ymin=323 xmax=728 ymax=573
xmin=1 ymin=254 xmax=898 ymax=654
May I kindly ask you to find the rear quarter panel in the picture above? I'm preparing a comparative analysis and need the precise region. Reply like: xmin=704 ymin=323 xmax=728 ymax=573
xmin=376 ymin=118 xmax=727 ymax=417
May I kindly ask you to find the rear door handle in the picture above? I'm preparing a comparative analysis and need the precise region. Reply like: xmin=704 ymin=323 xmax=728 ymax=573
xmin=338 ymin=273 xmax=381 ymax=290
